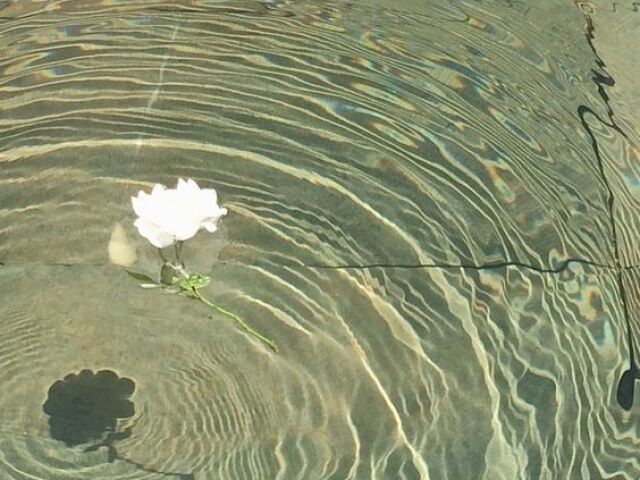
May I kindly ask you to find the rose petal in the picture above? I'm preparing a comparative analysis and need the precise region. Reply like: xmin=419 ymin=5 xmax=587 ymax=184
xmin=134 ymin=218 xmax=175 ymax=248
xmin=131 ymin=194 xmax=149 ymax=219
xmin=176 ymin=178 xmax=188 ymax=192
xmin=201 ymin=188 xmax=218 ymax=206
xmin=202 ymin=221 xmax=218 ymax=233
xmin=187 ymin=178 xmax=201 ymax=191
xmin=173 ymin=222 xmax=200 ymax=242
xmin=151 ymin=184 xmax=166 ymax=196
xmin=132 ymin=179 xmax=227 ymax=245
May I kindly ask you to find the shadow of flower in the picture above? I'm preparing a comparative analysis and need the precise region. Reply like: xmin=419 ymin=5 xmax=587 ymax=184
xmin=42 ymin=369 xmax=135 ymax=447
xmin=42 ymin=369 xmax=194 ymax=479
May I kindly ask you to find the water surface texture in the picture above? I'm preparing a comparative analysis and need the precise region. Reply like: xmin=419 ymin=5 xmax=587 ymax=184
xmin=1 ymin=0 xmax=640 ymax=478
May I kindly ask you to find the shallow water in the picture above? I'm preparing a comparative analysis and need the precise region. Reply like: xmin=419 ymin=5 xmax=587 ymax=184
xmin=1 ymin=0 xmax=639 ymax=478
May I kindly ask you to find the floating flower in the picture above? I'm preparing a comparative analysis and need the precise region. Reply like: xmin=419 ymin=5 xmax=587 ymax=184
xmin=127 ymin=178 xmax=278 ymax=352
xmin=131 ymin=178 xmax=228 ymax=248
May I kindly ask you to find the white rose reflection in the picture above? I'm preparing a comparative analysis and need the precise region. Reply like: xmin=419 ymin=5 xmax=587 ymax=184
xmin=132 ymin=178 xmax=228 ymax=248
xmin=126 ymin=178 xmax=277 ymax=352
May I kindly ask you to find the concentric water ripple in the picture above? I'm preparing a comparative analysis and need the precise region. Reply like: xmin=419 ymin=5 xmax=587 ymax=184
xmin=1 ymin=260 xmax=639 ymax=478
xmin=1 ymin=0 xmax=639 ymax=479
xmin=0 ymin=0 xmax=622 ymax=269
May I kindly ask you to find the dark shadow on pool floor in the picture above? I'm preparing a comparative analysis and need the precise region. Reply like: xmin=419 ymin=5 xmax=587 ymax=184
xmin=43 ymin=369 xmax=194 ymax=479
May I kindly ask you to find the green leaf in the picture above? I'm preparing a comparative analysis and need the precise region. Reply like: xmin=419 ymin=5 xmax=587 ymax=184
xmin=160 ymin=263 xmax=180 ymax=286
xmin=125 ymin=270 xmax=157 ymax=284
xmin=178 ymin=274 xmax=211 ymax=291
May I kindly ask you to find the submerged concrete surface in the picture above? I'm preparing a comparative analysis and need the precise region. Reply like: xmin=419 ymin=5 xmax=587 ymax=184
xmin=1 ymin=1 xmax=640 ymax=479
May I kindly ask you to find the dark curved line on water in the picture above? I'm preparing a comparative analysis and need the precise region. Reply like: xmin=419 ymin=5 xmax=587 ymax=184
xmin=107 ymin=446 xmax=195 ymax=480
xmin=301 ymin=257 xmax=616 ymax=273
xmin=581 ymin=16 xmax=629 ymax=140
xmin=0 ymin=428 xmax=194 ymax=479
xmin=3 ymin=259 xmax=640 ymax=272
xmin=86 ymin=432 xmax=195 ymax=479
xmin=575 ymin=13 xmax=637 ymax=410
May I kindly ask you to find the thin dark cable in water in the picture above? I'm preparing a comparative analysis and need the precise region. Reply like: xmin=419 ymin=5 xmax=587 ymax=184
xmin=106 ymin=445 xmax=194 ymax=479
xmin=575 ymin=10 xmax=637 ymax=410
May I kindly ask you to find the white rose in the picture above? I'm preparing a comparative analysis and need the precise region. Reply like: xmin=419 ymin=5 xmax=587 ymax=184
xmin=131 ymin=178 xmax=228 ymax=248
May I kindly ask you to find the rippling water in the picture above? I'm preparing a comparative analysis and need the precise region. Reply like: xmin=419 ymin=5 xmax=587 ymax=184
xmin=1 ymin=0 xmax=639 ymax=478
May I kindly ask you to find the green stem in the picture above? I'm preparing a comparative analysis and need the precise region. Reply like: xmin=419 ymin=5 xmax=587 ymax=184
xmin=190 ymin=288 xmax=278 ymax=353
xmin=174 ymin=241 xmax=185 ymax=268
xmin=158 ymin=248 xmax=169 ymax=263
